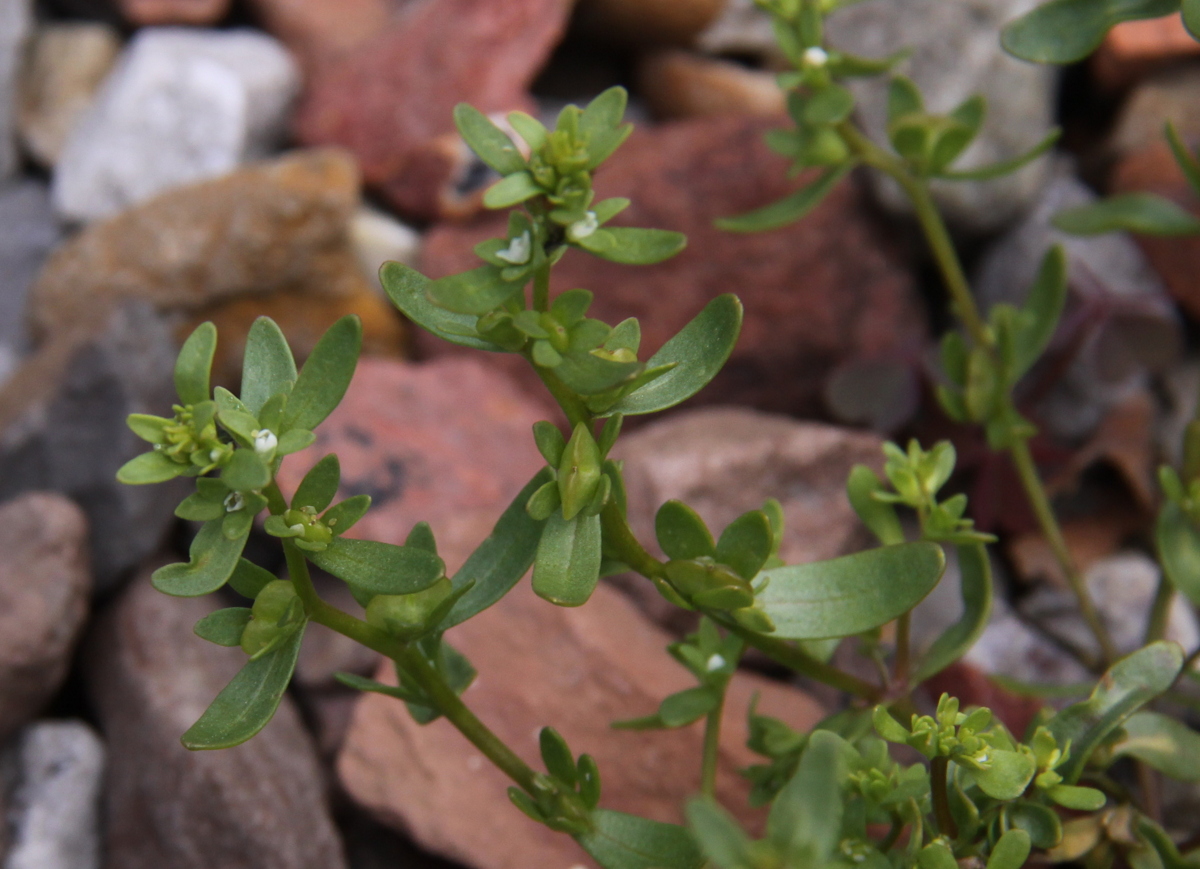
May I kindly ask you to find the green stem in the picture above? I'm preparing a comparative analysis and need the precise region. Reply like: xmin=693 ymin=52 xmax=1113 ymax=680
xmin=1145 ymin=574 xmax=1174 ymax=645
xmin=532 ymin=362 xmax=591 ymax=430
xmin=700 ymin=688 xmax=726 ymax=798
xmin=930 ymin=756 xmax=958 ymax=839
xmin=533 ymin=260 xmax=550 ymax=313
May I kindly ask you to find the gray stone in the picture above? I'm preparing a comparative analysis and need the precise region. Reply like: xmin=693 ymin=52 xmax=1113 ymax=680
xmin=0 ymin=303 xmax=180 ymax=589
xmin=86 ymin=572 xmax=346 ymax=869
xmin=974 ymin=168 xmax=1181 ymax=440
xmin=0 ymin=494 xmax=90 ymax=744
xmin=0 ymin=180 xmax=62 ymax=387
xmin=824 ymin=0 xmax=1057 ymax=234
xmin=0 ymin=0 xmax=31 ymax=181
xmin=348 ymin=205 xmax=420 ymax=295
xmin=3 ymin=721 xmax=105 ymax=869
xmin=53 ymin=27 xmax=300 ymax=222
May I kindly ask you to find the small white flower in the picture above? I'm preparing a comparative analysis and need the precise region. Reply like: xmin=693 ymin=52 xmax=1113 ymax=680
xmin=495 ymin=230 xmax=532 ymax=265
xmin=567 ymin=211 xmax=599 ymax=242
xmin=252 ymin=429 xmax=278 ymax=457
xmin=706 ymin=653 xmax=726 ymax=672
xmin=223 ymin=491 xmax=245 ymax=513
xmin=803 ymin=46 xmax=829 ymax=67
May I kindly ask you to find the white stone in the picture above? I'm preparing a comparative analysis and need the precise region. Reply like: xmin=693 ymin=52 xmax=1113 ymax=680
xmin=349 ymin=205 xmax=421 ymax=292
xmin=0 ymin=0 xmax=32 ymax=181
xmin=4 ymin=720 xmax=105 ymax=869
xmin=52 ymin=27 xmax=300 ymax=222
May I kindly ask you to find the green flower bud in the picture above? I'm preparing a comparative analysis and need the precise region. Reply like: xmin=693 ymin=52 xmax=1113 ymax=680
xmin=366 ymin=577 xmax=454 ymax=638
xmin=557 ymin=423 xmax=602 ymax=521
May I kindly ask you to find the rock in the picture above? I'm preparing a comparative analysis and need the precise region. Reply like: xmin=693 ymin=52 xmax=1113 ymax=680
xmin=824 ymin=0 xmax=1057 ymax=234
xmin=30 ymin=149 xmax=363 ymax=337
xmin=0 ymin=180 xmax=61 ymax=387
xmin=86 ymin=571 xmax=346 ymax=869
xmin=3 ymin=720 xmax=105 ymax=869
xmin=0 ymin=304 xmax=180 ymax=588
xmin=1022 ymin=551 xmax=1200 ymax=662
xmin=1093 ymin=16 xmax=1200 ymax=92
xmin=115 ymin=0 xmax=230 ymax=25
xmin=53 ymin=28 xmax=300 ymax=222
xmin=613 ymin=407 xmax=882 ymax=630
xmin=338 ymin=580 xmax=825 ymax=869
xmin=636 ymin=51 xmax=785 ymax=121
xmin=575 ymin=0 xmax=725 ymax=45
xmin=1107 ymin=67 xmax=1200 ymax=162
xmin=245 ymin=0 xmax=410 ymax=69
xmin=293 ymin=0 xmax=572 ymax=221
xmin=1111 ymin=137 xmax=1200 ymax=322
xmin=420 ymin=115 xmax=927 ymax=416
xmin=16 ymin=23 xmax=121 ymax=168
xmin=973 ymin=167 xmax=1181 ymax=440
xmin=0 ymin=0 xmax=31 ymax=182
xmin=349 ymin=206 xmax=421 ymax=294
xmin=0 ymin=494 xmax=90 ymax=743
xmin=695 ymin=0 xmax=784 ymax=63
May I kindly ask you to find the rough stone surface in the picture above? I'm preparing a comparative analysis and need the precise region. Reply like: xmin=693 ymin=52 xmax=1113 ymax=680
xmin=17 ymin=23 xmax=121 ymax=168
xmin=0 ymin=304 xmax=180 ymax=588
xmin=1093 ymin=16 xmax=1200 ymax=91
xmin=0 ymin=494 xmax=90 ymax=743
xmin=30 ymin=149 xmax=363 ymax=337
xmin=1107 ymin=67 xmax=1200 ymax=161
xmin=0 ymin=0 xmax=31 ymax=181
xmin=116 ymin=0 xmax=230 ymax=25
xmin=613 ymin=407 xmax=882 ymax=630
xmin=86 ymin=573 xmax=346 ymax=869
xmin=293 ymin=0 xmax=572 ymax=220
xmin=974 ymin=167 xmax=1180 ymax=440
xmin=420 ymin=115 xmax=927 ymax=416
xmin=0 ymin=180 xmax=61 ymax=387
xmin=53 ymin=27 xmax=300 ymax=222
xmin=696 ymin=0 xmax=784 ymax=62
xmin=824 ymin=0 xmax=1057 ymax=234
xmin=3 ymin=720 xmax=105 ymax=869
xmin=245 ymin=0 xmax=413 ymax=69
xmin=637 ymin=51 xmax=786 ymax=120
xmin=339 ymin=580 xmax=825 ymax=869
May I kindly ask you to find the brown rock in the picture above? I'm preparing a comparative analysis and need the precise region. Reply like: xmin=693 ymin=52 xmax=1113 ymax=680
xmin=247 ymin=0 xmax=413 ymax=68
xmin=419 ymin=115 xmax=927 ymax=416
xmin=575 ymin=0 xmax=726 ymax=45
xmin=1093 ymin=16 xmax=1200 ymax=91
xmin=338 ymin=580 xmax=824 ymax=869
xmin=637 ymin=51 xmax=786 ymax=121
xmin=293 ymin=0 xmax=572 ymax=221
xmin=613 ymin=407 xmax=882 ymax=630
xmin=86 ymin=572 xmax=346 ymax=869
xmin=0 ymin=493 xmax=90 ymax=742
xmin=115 ymin=0 xmax=230 ymax=24
xmin=17 ymin=23 xmax=121 ymax=168
xmin=1107 ymin=67 xmax=1200 ymax=160
xmin=28 ymin=149 xmax=364 ymax=338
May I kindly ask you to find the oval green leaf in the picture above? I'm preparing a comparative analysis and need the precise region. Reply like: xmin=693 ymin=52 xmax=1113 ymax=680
xmin=175 ymin=321 xmax=217 ymax=406
xmin=576 ymin=809 xmax=704 ymax=869
xmin=716 ymin=164 xmax=852 ymax=233
xmin=380 ymin=261 xmax=505 ymax=351
xmin=913 ymin=543 xmax=994 ymax=682
xmin=240 ymin=317 xmax=296 ymax=415
xmin=428 ymin=265 xmax=524 ymax=316
xmin=152 ymin=519 xmax=249 ymax=597
xmin=576 ymin=227 xmax=686 ymax=265
xmin=282 ymin=315 xmax=361 ymax=433
xmin=1001 ymin=0 xmax=1179 ymax=63
xmin=532 ymin=511 xmax=601 ymax=607
xmin=1157 ymin=502 xmax=1200 ymax=608
xmin=453 ymin=103 xmax=526 ymax=176
xmin=756 ymin=542 xmax=946 ymax=640
xmin=293 ymin=454 xmax=340 ymax=512
xmin=1052 ymin=192 xmax=1200 ymax=236
xmin=194 ymin=607 xmax=253 ymax=646
xmin=307 ymin=537 xmax=445 ymax=596
xmin=1111 ymin=710 xmax=1200 ymax=781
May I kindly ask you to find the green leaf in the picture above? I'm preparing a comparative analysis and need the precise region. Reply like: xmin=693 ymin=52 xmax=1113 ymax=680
xmin=441 ymin=469 xmax=553 ymax=628
xmin=1012 ymin=246 xmax=1068 ymax=379
xmin=307 ymin=538 xmax=445 ymax=596
xmin=580 ymin=86 xmax=633 ymax=168
xmin=152 ymin=520 xmax=249 ymax=596
xmin=716 ymin=164 xmax=852 ymax=233
xmin=453 ymin=103 xmax=527 ymax=175
xmin=334 ymin=671 xmax=424 ymax=704
xmin=181 ymin=624 xmax=304 ymax=750
xmin=756 ymin=542 xmax=945 ymax=640
xmin=293 ymin=454 xmax=340 ymax=512
xmin=1166 ymin=121 xmax=1200 ymax=194
xmin=483 ymin=171 xmax=543 ymax=208
xmin=846 ymin=465 xmax=906 ymax=546
xmin=229 ymin=558 xmax=276 ymax=599
xmin=715 ymin=510 xmax=772 ymax=581
xmin=175 ymin=321 xmax=217 ymax=406
xmin=1157 ymin=502 xmax=1200 ymax=608
xmin=604 ymin=295 xmax=743 ymax=417
xmin=380 ymin=262 xmax=504 ymax=352
xmin=768 ymin=730 xmax=848 ymax=864
xmin=1051 ymin=192 xmax=1200 ymax=236
xmin=1046 ymin=784 xmax=1107 ymax=809
xmin=116 ymin=450 xmax=183 ymax=484
xmin=1111 ymin=711 xmax=1200 ymax=781
xmin=322 ymin=494 xmax=371 ymax=535
xmin=659 ymin=686 xmax=720 ymax=727
xmin=532 ymin=511 xmax=602 ymax=607
xmin=428 ymin=265 xmax=524 ymax=316
xmin=1185 ymin=0 xmax=1200 ymax=37
xmin=575 ymin=809 xmax=704 ymax=869
xmin=936 ymin=128 xmax=1060 ymax=181
xmin=240 ymin=317 xmax=296 ymax=415
xmin=656 ymin=501 xmax=715 ymax=561
xmin=508 ymin=111 xmax=547 ymax=153
xmin=887 ymin=76 xmax=924 ymax=120
xmin=283 ymin=316 xmax=361 ymax=433
xmin=987 ymin=829 xmax=1032 ymax=869
xmin=919 ymin=842 xmax=959 ymax=869
xmin=686 ymin=797 xmax=754 ymax=869
xmin=913 ymin=543 xmax=994 ymax=682
xmin=539 ymin=727 xmax=578 ymax=786
xmin=576 ymin=227 xmax=686 ymax=265
xmin=1001 ymin=0 xmax=1179 ymax=63
xmin=277 ymin=429 xmax=314 ymax=456
xmin=1048 ymin=640 xmax=1185 ymax=783
xmin=221 ymin=449 xmax=271 ymax=492
xmin=968 ymin=748 xmax=1036 ymax=799
xmin=194 ymin=607 xmax=252 ymax=646
xmin=1007 ymin=801 xmax=1062 ymax=850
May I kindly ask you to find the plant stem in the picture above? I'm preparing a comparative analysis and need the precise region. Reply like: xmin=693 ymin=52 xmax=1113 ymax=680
xmin=533 ymin=260 xmax=551 ymax=313
xmin=1145 ymin=575 xmax=1174 ymax=645
xmin=532 ymin=363 xmax=591 ymax=430
xmin=930 ymin=756 xmax=958 ymax=839
xmin=700 ymin=690 xmax=726 ymax=798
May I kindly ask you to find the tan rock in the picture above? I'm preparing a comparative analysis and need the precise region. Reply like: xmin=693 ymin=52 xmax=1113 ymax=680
xmin=576 ymin=0 xmax=726 ymax=45
xmin=1093 ymin=16 xmax=1200 ymax=91
xmin=28 ymin=149 xmax=363 ymax=337
xmin=1108 ymin=67 xmax=1200 ymax=160
xmin=17 ymin=23 xmax=120 ymax=168
xmin=116 ymin=0 xmax=231 ymax=24
xmin=338 ymin=580 xmax=824 ymax=869
xmin=637 ymin=50 xmax=786 ymax=121
xmin=246 ymin=0 xmax=414 ymax=68
xmin=0 ymin=493 xmax=90 ymax=742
